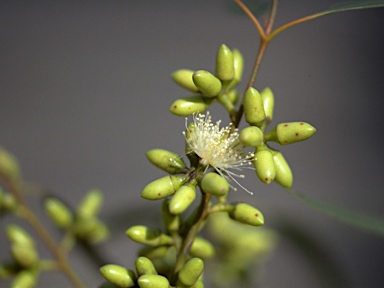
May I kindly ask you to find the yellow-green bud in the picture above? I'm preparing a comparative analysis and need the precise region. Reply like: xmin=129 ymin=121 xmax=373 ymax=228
xmin=190 ymin=237 xmax=215 ymax=259
xmin=75 ymin=216 xmax=109 ymax=243
xmin=265 ymin=122 xmax=316 ymax=145
xmin=138 ymin=246 xmax=169 ymax=260
xmin=243 ymin=87 xmax=265 ymax=127
xmin=192 ymin=70 xmax=222 ymax=97
xmin=239 ymin=126 xmax=264 ymax=147
xmin=178 ymin=257 xmax=204 ymax=287
xmin=0 ymin=146 xmax=21 ymax=182
xmin=272 ymin=151 xmax=293 ymax=188
xmin=254 ymin=149 xmax=276 ymax=184
xmin=169 ymin=184 xmax=196 ymax=214
xmin=100 ymin=264 xmax=136 ymax=288
xmin=146 ymin=149 xmax=187 ymax=174
xmin=77 ymin=189 xmax=103 ymax=219
xmin=137 ymin=274 xmax=169 ymax=288
xmin=141 ymin=175 xmax=187 ymax=200
xmin=135 ymin=257 xmax=157 ymax=276
xmin=161 ymin=199 xmax=180 ymax=232
xmin=169 ymin=94 xmax=212 ymax=116
xmin=172 ymin=69 xmax=199 ymax=92
xmin=200 ymin=172 xmax=229 ymax=197
xmin=44 ymin=197 xmax=73 ymax=229
xmin=11 ymin=245 xmax=38 ymax=267
xmin=126 ymin=226 xmax=172 ymax=246
xmin=229 ymin=203 xmax=264 ymax=226
xmin=260 ymin=87 xmax=275 ymax=123
xmin=227 ymin=89 xmax=239 ymax=105
xmin=227 ymin=49 xmax=244 ymax=90
xmin=215 ymin=44 xmax=234 ymax=81
xmin=6 ymin=225 xmax=35 ymax=248
xmin=1 ymin=193 xmax=17 ymax=211
xmin=11 ymin=271 xmax=36 ymax=288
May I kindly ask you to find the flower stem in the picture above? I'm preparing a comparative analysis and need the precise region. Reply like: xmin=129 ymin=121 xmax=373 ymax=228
xmin=0 ymin=174 xmax=85 ymax=288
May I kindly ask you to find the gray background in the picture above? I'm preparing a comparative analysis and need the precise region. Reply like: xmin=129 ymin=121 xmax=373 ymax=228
xmin=1 ymin=1 xmax=384 ymax=287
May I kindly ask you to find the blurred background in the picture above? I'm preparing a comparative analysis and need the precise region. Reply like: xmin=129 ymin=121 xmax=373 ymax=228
xmin=1 ymin=0 xmax=384 ymax=287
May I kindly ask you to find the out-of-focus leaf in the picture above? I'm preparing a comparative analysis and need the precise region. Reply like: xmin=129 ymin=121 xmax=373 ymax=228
xmin=287 ymin=188 xmax=384 ymax=237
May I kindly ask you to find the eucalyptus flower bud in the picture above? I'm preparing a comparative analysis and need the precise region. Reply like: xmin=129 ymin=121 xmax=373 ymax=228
xmin=260 ymin=87 xmax=275 ymax=123
xmin=6 ymin=225 xmax=35 ymax=248
xmin=137 ymin=274 xmax=170 ymax=288
xmin=229 ymin=203 xmax=264 ymax=226
xmin=272 ymin=151 xmax=293 ymax=188
xmin=161 ymin=199 xmax=180 ymax=232
xmin=254 ymin=149 xmax=276 ymax=184
xmin=178 ymin=257 xmax=204 ymax=286
xmin=100 ymin=264 xmax=136 ymax=288
xmin=141 ymin=175 xmax=188 ymax=200
xmin=0 ymin=146 xmax=21 ymax=182
xmin=11 ymin=270 xmax=36 ymax=288
xmin=44 ymin=197 xmax=73 ymax=229
xmin=190 ymin=237 xmax=215 ymax=259
xmin=265 ymin=122 xmax=316 ymax=145
xmin=135 ymin=256 xmax=157 ymax=276
xmin=227 ymin=89 xmax=239 ymax=105
xmin=227 ymin=49 xmax=244 ymax=90
xmin=1 ymin=193 xmax=17 ymax=211
xmin=192 ymin=70 xmax=222 ymax=97
xmin=75 ymin=216 xmax=109 ymax=243
xmin=169 ymin=94 xmax=213 ymax=116
xmin=169 ymin=183 xmax=197 ymax=214
xmin=243 ymin=87 xmax=265 ymax=127
xmin=216 ymin=44 xmax=234 ymax=81
xmin=146 ymin=149 xmax=187 ymax=174
xmin=200 ymin=172 xmax=229 ymax=197
xmin=239 ymin=126 xmax=264 ymax=147
xmin=172 ymin=69 xmax=199 ymax=92
xmin=126 ymin=226 xmax=173 ymax=247
xmin=138 ymin=246 xmax=169 ymax=260
xmin=77 ymin=189 xmax=103 ymax=219
xmin=11 ymin=245 xmax=38 ymax=267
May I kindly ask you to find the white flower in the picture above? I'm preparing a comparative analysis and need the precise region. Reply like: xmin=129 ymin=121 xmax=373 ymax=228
xmin=183 ymin=112 xmax=254 ymax=194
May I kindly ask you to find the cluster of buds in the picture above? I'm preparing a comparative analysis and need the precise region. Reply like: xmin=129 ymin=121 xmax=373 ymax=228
xmin=44 ymin=189 xmax=108 ymax=244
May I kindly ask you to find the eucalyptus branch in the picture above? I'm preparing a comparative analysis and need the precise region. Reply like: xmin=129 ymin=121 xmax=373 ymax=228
xmin=0 ymin=173 xmax=85 ymax=288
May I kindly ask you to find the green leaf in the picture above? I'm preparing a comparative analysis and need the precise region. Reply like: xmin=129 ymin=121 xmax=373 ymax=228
xmin=287 ymin=188 xmax=384 ymax=237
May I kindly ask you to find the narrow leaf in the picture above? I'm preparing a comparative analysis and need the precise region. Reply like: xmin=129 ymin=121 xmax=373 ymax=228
xmin=287 ymin=188 xmax=384 ymax=237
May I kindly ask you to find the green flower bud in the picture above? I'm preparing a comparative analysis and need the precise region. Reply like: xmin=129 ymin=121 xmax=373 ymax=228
xmin=6 ymin=225 xmax=35 ymax=248
xmin=137 ymin=274 xmax=169 ymax=288
xmin=11 ymin=270 xmax=36 ymax=288
xmin=272 ymin=151 xmax=293 ymax=188
xmin=260 ymin=87 xmax=275 ymax=123
xmin=239 ymin=126 xmax=264 ymax=147
xmin=243 ymin=87 xmax=265 ymax=127
xmin=265 ymin=122 xmax=316 ymax=145
xmin=135 ymin=256 xmax=157 ymax=276
xmin=141 ymin=175 xmax=188 ymax=200
xmin=170 ymin=94 xmax=212 ymax=116
xmin=227 ymin=89 xmax=239 ymax=105
xmin=178 ymin=257 xmax=204 ymax=286
xmin=169 ymin=183 xmax=196 ymax=214
xmin=192 ymin=70 xmax=222 ymax=97
xmin=1 ymin=193 xmax=17 ymax=211
xmin=229 ymin=203 xmax=264 ymax=226
xmin=126 ymin=226 xmax=172 ymax=247
xmin=0 ymin=146 xmax=21 ymax=182
xmin=77 ymin=189 xmax=103 ymax=219
xmin=138 ymin=246 xmax=169 ymax=260
xmin=44 ymin=197 xmax=73 ymax=229
xmin=254 ymin=149 xmax=276 ymax=184
xmin=11 ymin=245 xmax=38 ymax=267
xmin=146 ymin=149 xmax=187 ymax=174
xmin=172 ymin=69 xmax=199 ymax=92
xmin=100 ymin=264 xmax=136 ymax=288
xmin=227 ymin=49 xmax=244 ymax=90
xmin=161 ymin=199 xmax=180 ymax=232
xmin=215 ymin=44 xmax=234 ymax=81
xmin=190 ymin=237 xmax=215 ymax=259
xmin=200 ymin=172 xmax=229 ymax=197
xmin=75 ymin=217 xmax=109 ymax=243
